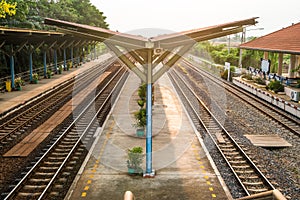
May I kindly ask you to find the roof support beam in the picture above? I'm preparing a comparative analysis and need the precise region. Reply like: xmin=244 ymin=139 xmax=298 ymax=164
xmin=0 ymin=41 xmax=5 ymax=48
xmin=106 ymin=43 xmax=146 ymax=82
xmin=153 ymin=44 xmax=193 ymax=82
xmin=126 ymin=48 xmax=146 ymax=66
xmin=16 ymin=41 xmax=28 ymax=53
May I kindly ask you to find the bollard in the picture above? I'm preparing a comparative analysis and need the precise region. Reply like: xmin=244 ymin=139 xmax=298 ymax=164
xmin=124 ymin=191 xmax=135 ymax=200
xmin=5 ymin=80 xmax=11 ymax=92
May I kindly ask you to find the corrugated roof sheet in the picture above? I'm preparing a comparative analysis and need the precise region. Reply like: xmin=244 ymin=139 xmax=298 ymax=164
xmin=240 ymin=22 xmax=300 ymax=54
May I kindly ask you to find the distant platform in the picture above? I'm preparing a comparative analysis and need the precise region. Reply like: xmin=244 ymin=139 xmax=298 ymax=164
xmin=0 ymin=54 xmax=112 ymax=116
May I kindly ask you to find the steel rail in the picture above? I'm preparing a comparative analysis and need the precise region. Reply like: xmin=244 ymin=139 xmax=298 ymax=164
xmin=4 ymin=66 xmax=127 ymax=199
xmin=168 ymin=69 xmax=275 ymax=196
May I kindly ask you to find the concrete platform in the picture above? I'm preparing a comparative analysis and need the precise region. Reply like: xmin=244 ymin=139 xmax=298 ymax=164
xmin=0 ymin=53 xmax=112 ymax=116
xmin=65 ymin=72 xmax=232 ymax=200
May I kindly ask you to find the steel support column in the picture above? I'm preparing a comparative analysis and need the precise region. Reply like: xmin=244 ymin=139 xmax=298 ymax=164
xmin=144 ymin=49 xmax=155 ymax=177
xmin=29 ymin=51 xmax=33 ymax=82
xmin=54 ymin=49 xmax=57 ymax=73
xmin=10 ymin=55 xmax=15 ymax=89
xmin=63 ymin=48 xmax=67 ymax=70
xmin=71 ymin=47 xmax=73 ymax=66
xmin=43 ymin=51 xmax=47 ymax=78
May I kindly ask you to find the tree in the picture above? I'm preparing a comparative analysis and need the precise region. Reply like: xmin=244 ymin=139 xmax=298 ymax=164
xmin=0 ymin=0 xmax=17 ymax=18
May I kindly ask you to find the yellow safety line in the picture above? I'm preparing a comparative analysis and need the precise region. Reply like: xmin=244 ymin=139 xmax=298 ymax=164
xmin=80 ymin=121 xmax=115 ymax=198
xmin=192 ymin=141 xmax=217 ymax=198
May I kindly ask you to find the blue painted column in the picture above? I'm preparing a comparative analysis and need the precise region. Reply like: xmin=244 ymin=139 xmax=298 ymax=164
xmin=29 ymin=51 xmax=33 ymax=82
xmin=70 ymin=47 xmax=73 ymax=66
xmin=146 ymin=83 xmax=153 ymax=173
xmin=43 ymin=51 xmax=47 ymax=78
xmin=10 ymin=55 xmax=15 ymax=88
xmin=54 ymin=49 xmax=57 ymax=73
xmin=77 ymin=47 xmax=80 ymax=66
xmin=94 ymin=45 xmax=96 ymax=59
xmin=63 ymin=48 xmax=66 ymax=70
xmin=145 ymin=49 xmax=154 ymax=177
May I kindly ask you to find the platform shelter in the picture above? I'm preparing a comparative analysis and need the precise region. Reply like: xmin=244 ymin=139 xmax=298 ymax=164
xmin=240 ymin=22 xmax=300 ymax=78
xmin=45 ymin=17 xmax=258 ymax=176
xmin=0 ymin=27 xmax=98 ymax=89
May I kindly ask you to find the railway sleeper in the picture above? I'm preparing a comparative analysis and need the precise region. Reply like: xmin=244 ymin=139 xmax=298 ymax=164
xmin=51 ymin=152 xmax=70 ymax=156
xmin=35 ymin=172 xmax=55 ymax=176
xmin=223 ymin=151 xmax=239 ymax=156
xmin=243 ymin=181 xmax=264 ymax=186
xmin=23 ymin=184 xmax=47 ymax=190
xmin=247 ymin=188 xmax=269 ymax=193
xmin=47 ymin=156 xmax=66 ymax=160
xmin=39 ymin=166 xmax=59 ymax=170
xmin=218 ymin=144 xmax=234 ymax=148
xmin=232 ymin=165 xmax=251 ymax=169
xmin=239 ymin=175 xmax=260 ymax=179
xmin=63 ymin=137 xmax=79 ymax=142
xmin=58 ymin=144 xmax=74 ymax=148
xmin=235 ymin=169 xmax=255 ymax=174
xmin=60 ymin=141 xmax=76 ymax=145
xmin=43 ymin=162 xmax=62 ymax=166
xmin=17 ymin=192 xmax=42 ymax=197
xmin=29 ymin=178 xmax=51 ymax=184
xmin=230 ymin=160 xmax=247 ymax=164
xmin=55 ymin=148 xmax=71 ymax=152
xmin=221 ymin=147 xmax=236 ymax=152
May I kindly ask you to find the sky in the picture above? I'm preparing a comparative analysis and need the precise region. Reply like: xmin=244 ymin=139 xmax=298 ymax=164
xmin=90 ymin=0 xmax=300 ymax=38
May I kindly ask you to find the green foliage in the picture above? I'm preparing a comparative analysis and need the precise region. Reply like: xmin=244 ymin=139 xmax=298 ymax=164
xmin=14 ymin=76 xmax=23 ymax=87
xmin=137 ymin=99 xmax=145 ymax=108
xmin=192 ymin=42 xmax=240 ymax=67
xmin=134 ymin=108 xmax=146 ymax=128
xmin=267 ymin=80 xmax=284 ymax=93
xmin=253 ymin=77 xmax=265 ymax=85
xmin=241 ymin=73 xmax=253 ymax=80
xmin=0 ymin=0 xmax=109 ymax=29
xmin=220 ymin=66 xmax=234 ymax=81
xmin=0 ymin=0 xmax=109 ymax=79
xmin=32 ymin=72 xmax=38 ymax=80
xmin=134 ymin=83 xmax=147 ymax=128
xmin=127 ymin=146 xmax=143 ymax=172
xmin=137 ymin=83 xmax=147 ymax=101
xmin=296 ymin=80 xmax=300 ymax=88
xmin=0 ymin=0 xmax=17 ymax=18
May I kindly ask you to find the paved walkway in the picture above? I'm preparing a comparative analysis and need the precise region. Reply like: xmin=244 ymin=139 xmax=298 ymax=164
xmin=65 ymin=72 xmax=232 ymax=200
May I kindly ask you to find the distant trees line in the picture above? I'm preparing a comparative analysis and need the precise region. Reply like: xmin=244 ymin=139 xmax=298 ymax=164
xmin=0 ymin=0 xmax=108 ymax=29
xmin=191 ymin=41 xmax=290 ymax=73
xmin=0 ymin=0 xmax=109 ymax=78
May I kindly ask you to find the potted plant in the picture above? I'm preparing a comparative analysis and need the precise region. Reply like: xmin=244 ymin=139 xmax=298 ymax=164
xmin=266 ymin=80 xmax=284 ymax=93
xmin=241 ymin=73 xmax=253 ymax=82
xmin=47 ymin=69 xmax=52 ymax=79
xmin=134 ymin=108 xmax=146 ymax=136
xmin=67 ymin=61 xmax=72 ymax=70
xmin=14 ymin=77 xmax=23 ymax=91
xmin=133 ymin=83 xmax=147 ymax=137
xmin=253 ymin=77 xmax=266 ymax=87
xmin=58 ymin=65 xmax=63 ymax=74
xmin=127 ymin=146 xmax=143 ymax=175
xmin=32 ymin=73 xmax=39 ymax=84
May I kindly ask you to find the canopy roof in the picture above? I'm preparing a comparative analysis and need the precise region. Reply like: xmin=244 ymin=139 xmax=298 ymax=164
xmin=45 ymin=17 xmax=258 ymax=50
xmin=240 ymin=22 xmax=300 ymax=55
xmin=0 ymin=26 xmax=88 ymax=48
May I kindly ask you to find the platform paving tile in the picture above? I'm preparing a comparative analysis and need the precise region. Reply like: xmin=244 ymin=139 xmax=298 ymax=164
xmin=65 ymin=72 xmax=231 ymax=200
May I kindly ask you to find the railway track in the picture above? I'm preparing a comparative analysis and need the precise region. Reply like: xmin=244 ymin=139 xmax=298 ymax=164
xmin=168 ymin=69 xmax=276 ymax=197
xmin=3 ymin=65 xmax=128 ymax=200
xmin=0 ymin=57 xmax=116 ymax=153
xmin=181 ymin=59 xmax=300 ymax=136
